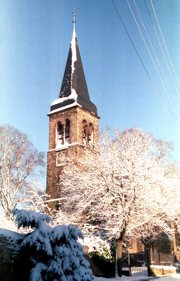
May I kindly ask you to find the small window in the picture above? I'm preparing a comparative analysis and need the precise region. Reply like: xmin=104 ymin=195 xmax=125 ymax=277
xmin=57 ymin=122 xmax=64 ymax=145
xmin=82 ymin=121 xmax=94 ymax=146
xmin=88 ymin=123 xmax=94 ymax=144
xmin=65 ymin=119 xmax=70 ymax=144
xmin=56 ymin=120 xmax=71 ymax=148
xmin=82 ymin=120 xmax=88 ymax=145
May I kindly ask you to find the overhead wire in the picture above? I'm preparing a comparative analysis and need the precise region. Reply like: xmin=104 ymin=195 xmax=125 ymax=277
xmin=132 ymin=0 xmax=168 ymax=86
xmin=126 ymin=0 xmax=180 ymax=121
xmin=111 ymin=0 xmax=171 ymax=116
xmin=111 ymin=0 xmax=151 ymax=82
xmin=144 ymin=0 xmax=174 ymax=91
xmin=145 ymin=0 xmax=180 ymax=96
xmin=150 ymin=0 xmax=180 ymax=93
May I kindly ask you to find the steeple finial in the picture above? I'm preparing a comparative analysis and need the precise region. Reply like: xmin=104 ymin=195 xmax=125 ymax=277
xmin=72 ymin=9 xmax=76 ymax=33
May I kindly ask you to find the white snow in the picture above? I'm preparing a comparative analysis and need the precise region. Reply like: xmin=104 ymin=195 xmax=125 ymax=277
xmin=49 ymin=28 xmax=79 ymax=115
xmin=0 ymin=214 xmax=18 ymax=232
xmin=51 ymin=89 xmax=78 ymax=106
xmin=13 ymin=208 xmax=51 ymax=229
xmin=48 ymin=101 xmax=82 ymax=115
xmin=95 ymin=274 xmax=180 ymax=281
xmin=12 ymin=209 xmax=93 ymax=281
xmin=0 ymin=227 xmax=24 ymax=242
xmin=50 ymin=27 xmax=78 ymax=113
xmin=150 ymin=265 xmax=176 ymax=270
xmin=1 ymin=210 xmax=180 ymax=281
xmin=95 ymin=277 xmax=152 ymax=281
xmin=82 ymin=236 xmax=112 ymax=259
xmin=71 ymin=28 xmax=77 ymax=75
xmin=30 ymin=262 xmax=47 ymax=281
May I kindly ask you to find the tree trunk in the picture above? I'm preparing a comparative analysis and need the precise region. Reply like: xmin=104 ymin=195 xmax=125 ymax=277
xmin=144 ymin=245 xmax=152 ymax=276
xmin=115 ymin=239 xmax=123 ymax=277
xmin=141 ymin=236 xmax=154 ymax=277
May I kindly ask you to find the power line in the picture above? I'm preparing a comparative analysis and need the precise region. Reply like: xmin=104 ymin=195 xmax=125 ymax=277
xmin=111 ymin=0 xmax=150 ymax=81
xmin=144 ymin=0 xmax=180 ymax=95
xmin=126 ymin=0 xmax=180 ymax=121
xmin=150 ymin=0 xmax=180 ymax=92
xmin=133 ymin=0 xmax=168 ymax=86
xmin=111 ymin=0 xmax=170 ymax=116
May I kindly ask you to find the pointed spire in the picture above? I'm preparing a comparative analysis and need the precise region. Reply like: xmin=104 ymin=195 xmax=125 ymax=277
xmin=50 ymin=12 xmax=97 ymax=116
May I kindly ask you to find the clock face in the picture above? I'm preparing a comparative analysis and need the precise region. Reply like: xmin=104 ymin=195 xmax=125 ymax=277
xmin=56 ymin=150 xmax=67 ymax=166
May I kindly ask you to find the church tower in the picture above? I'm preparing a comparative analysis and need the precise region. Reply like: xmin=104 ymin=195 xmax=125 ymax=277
xmin=46 ymin=16 xmax=99 ymax=209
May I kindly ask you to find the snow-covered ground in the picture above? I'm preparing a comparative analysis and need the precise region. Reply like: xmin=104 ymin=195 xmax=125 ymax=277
xmin=95 ymin=277 xmax=153 ymax=281
xmin=95 ymin=274 xmax=180 ymax=281
xmin=94 ymin=266 xmax=180 ymax=281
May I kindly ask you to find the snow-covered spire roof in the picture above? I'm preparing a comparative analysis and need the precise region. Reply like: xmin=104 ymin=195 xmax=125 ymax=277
xmin=50 ymin=15 xmax=98 ymax=116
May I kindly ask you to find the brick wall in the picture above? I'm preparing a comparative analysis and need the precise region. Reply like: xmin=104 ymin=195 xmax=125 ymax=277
xmin=46 ymin=105 xmax=99 ymax=210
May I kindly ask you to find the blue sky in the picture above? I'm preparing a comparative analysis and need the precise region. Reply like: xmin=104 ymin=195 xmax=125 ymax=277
xmin=1 ymin=0 xmax=180 ymax=184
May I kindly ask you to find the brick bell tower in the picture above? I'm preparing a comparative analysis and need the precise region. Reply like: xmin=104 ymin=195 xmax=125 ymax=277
xmin=46 ymin=15 xmax=99 ymax=209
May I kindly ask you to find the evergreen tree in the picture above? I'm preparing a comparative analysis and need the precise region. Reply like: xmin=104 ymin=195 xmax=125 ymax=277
xmin=13 ymin=209 xmax=93 ymax=281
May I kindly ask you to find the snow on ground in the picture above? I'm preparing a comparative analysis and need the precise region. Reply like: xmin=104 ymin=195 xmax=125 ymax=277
xmin=95 ymin=274 xmax=180 ymax=281
xmin=94 ymin=267 xmax=180 ymax=281
xmin=95 ymin=277 xmax=153 ymax=281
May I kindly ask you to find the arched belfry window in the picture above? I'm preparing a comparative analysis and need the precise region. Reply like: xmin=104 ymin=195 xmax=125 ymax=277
xmin=57 ymin=122 xmax=64 ymax=146
xmin=88 ymin=123 xmax=94 ymax=145
xmin=65 ymin=119 xmax=70 ymax=144
xmin=82 ymin=120 xmax=94 ymax=146
xmin=56 ymin=119 xmax=71 ymax=148
xmin=82 ymin=120 xmax=88 ymax=145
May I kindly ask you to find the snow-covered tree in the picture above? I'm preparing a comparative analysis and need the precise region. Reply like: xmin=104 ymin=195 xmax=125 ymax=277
xmin=57 ymin=128 xmax=180 ymax=276
xmin=13 ymin=208 xmax=93 ymax=281
xmin=0 ymin=125 xmax=45 ymax=217
xmin=131 ymin=161 xmax=180 ymax=275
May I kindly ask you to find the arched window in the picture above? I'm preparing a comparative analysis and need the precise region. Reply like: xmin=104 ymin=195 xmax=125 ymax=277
xmin=65 ymin=119 xmax=70 ymax=144
xmin=57 ymin=122 xmax=64 ymax=145
xmin=56 ymin=120 xmax=71 ymax=148
xmin=82 ymin=120 xmax=88 ymax=145
xmin=82 ymin=120 xmax=94 ymax=146
xmin=88 ymin=123 xmax=94 ymax=145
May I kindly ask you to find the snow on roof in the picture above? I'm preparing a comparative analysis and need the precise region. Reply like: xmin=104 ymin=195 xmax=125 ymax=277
xmin=51 ymin=89 xmax=78 ymax=106
xmin=50 ymin=25 xmax=98 ymax=116
xmin=48 ymin=101 xmax=82 ymax=115
xmin=71 ymin=29 xmax=77 ymax=76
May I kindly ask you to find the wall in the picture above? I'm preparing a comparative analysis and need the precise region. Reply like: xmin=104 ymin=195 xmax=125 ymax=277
xmin=46 ymin=105 xmax=99 ymax=209
xmin=0 ymin=229 xmax=26 ymax=281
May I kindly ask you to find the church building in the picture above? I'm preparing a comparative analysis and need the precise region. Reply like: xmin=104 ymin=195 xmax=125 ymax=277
xmin=46 ymin=17 xmax=99 ymax=209
xmin=45 ymin=15 xmax=177 ymax=268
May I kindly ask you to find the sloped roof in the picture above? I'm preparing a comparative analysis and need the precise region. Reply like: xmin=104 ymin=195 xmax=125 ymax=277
xmin=50 ymin=29 xmax=98 ymax=116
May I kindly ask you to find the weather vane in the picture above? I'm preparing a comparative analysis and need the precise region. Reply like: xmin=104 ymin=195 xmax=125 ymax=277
xmin=72 ymin=9 xmax=76 ymax=31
